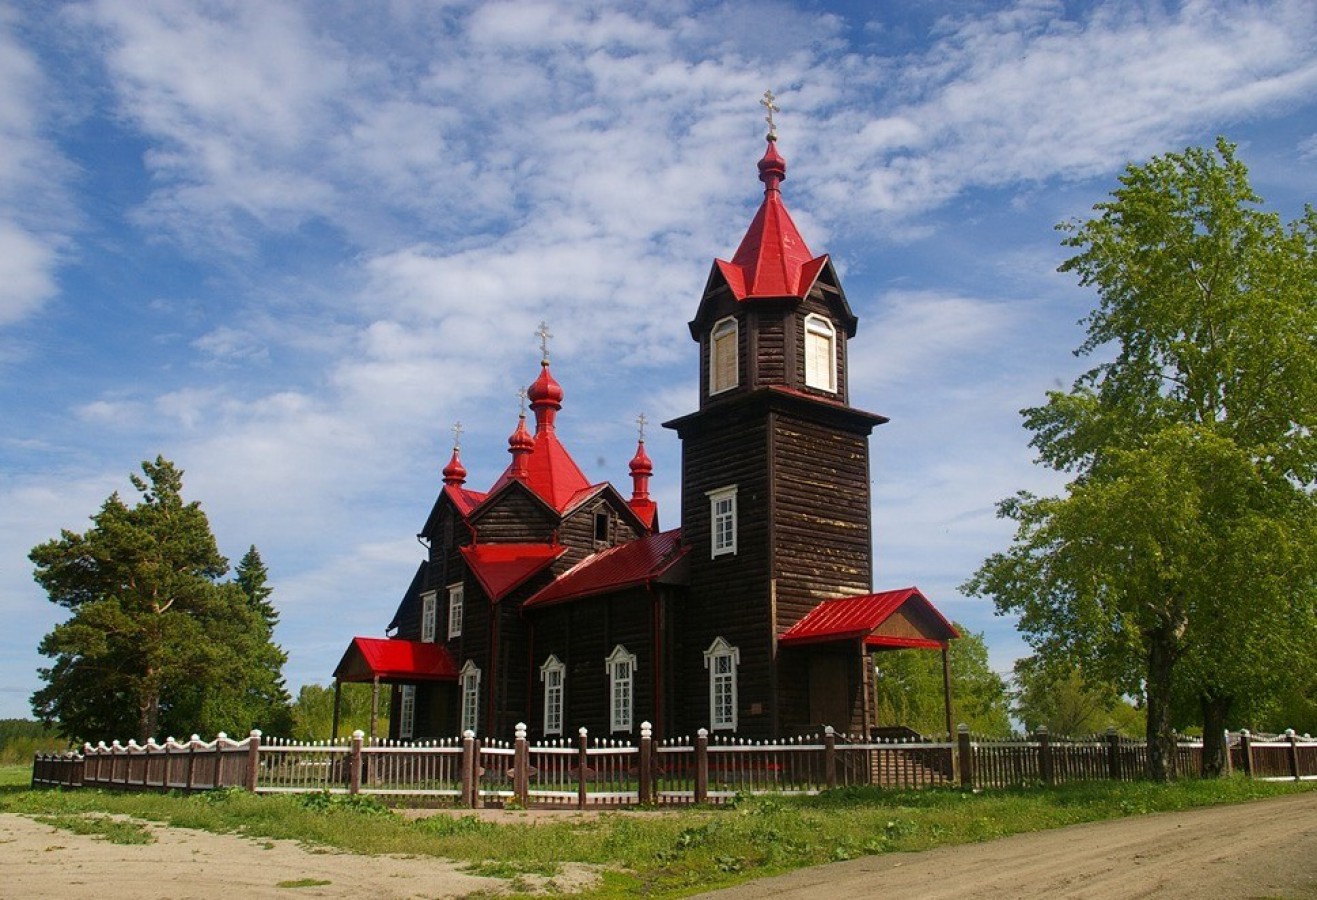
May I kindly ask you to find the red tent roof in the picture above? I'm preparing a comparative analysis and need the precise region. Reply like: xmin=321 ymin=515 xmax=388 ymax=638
xmin=461 ymin=542 xmax=565 ymax=602
xmin=716 ymin=138 xmax=830 ymax=301
xmin=333 ymin=637 xmax=459 ymax=683
xmin=779 ymin=587 xmax=959 ymax=650
xmin=524 ymin=529 xmax=687 ymax=608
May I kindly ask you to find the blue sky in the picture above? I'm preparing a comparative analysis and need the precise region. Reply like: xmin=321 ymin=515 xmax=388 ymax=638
xmin=2 ymin=0 xmax=1315 ymax=725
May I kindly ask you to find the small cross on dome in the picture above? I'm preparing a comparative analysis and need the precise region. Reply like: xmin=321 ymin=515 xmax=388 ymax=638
xmin=535 ymin=320 xmax=553 ymax=364
xmin=636 ymin=412 xmax=648 ymax=442
xmin=760 ymin=90 xmax=780 ymax=141
xmin=451 ymin=421 xmax=463 ymax=450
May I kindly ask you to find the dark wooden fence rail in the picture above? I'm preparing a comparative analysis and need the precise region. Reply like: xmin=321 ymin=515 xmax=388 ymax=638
xmin=31 ymin=724 xmax=1317 ymax=807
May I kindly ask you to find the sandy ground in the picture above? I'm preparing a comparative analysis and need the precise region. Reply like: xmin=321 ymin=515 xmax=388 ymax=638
xmin=695 ymin=791 xmax=1317 ymax=899
xmin=2 ymin=793 xmax=1314 ymax=899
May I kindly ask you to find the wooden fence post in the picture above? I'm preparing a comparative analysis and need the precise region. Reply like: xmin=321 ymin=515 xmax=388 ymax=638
xmin=245 ymin=729 xmax=262 ymax=792
xmin=1037 ymin=726 xmax=1053 ymax=787
xmin=577 ymin=728 xmax=590 ymax=810
xmin=639 ymin=721 xmax=653 ymax=805
xmin=461 ymin=730 xmax=478 ymax=808
xmin=349 ymin=730 xmax=363 ymax=796
xmin=513 ymin=723 xmax=530 ymax=808
xmin=695 ymin=729 xmax=709 ymax=804
xmin=824 ymin=726 xmax=837 ymax=790
xmin=1287 ymin=729 xmax=1301 ymax=781
xmin=1239 ymin=730 xmax=1254 ymax=778
xmin=1222 ymin=730 xmax=1233 ymax=777
xmin=211 ymin=734 xmax=225 ymax=788
xmin=186 ymin=735 xmax=198 ymax=791
xmin=1106 ymin=727 xmax=1121 ymax=781
xmin=957 ymin=724 xmax=973 ymax=790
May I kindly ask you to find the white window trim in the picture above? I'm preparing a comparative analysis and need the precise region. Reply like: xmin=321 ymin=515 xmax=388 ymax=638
xmin=540 ymin=654 xmax=566 ymax=736
xmin=420 ymin=591 xmax=437 ymax=643
xmin=398 ymin=684 xmax=416 ymax=740
xmin=605 ymin=645 xmax=637 ymax=734
xmin=707 ymin=485 xmax=738 ymax=558
xmin=804 ymin=313 xmax=837 ymax=392
xmin=709 ymin=316 xmax=739 ymax=395
xmin=447 ymin=583 xmax=464 ymax=639
xmin=704 ymin=637 xmax=740 ymax=731
xmin=460 ymin=660 xmax=481 ymax=735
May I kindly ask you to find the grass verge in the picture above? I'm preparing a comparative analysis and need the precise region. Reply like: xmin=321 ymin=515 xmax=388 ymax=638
xmin=2 ymin=771 xmax=1313 ymax=899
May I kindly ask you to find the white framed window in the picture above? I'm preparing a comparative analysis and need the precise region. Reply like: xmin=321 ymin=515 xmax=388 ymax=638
xmin=447 ymin=583 xmax=464 ymax=639
xmin=710 ymin=316 xmax=739 ymax=395
xmin=707 ymin=485 xmax=738 ymax=557
xmin=460 ymin=660 xmax=481 ymax=735
xmin=398 ymin=685 xmax=416 ymax=740
xmin=804 ymin=314 xmax=836 ymax=392
xmin=540 ymin=655 xmax=566 ymax=736
xmin=605 ymin=645 xmax=637 ymax=733
xmin=704 ymin=638 xmax=740 ymax=731
xmin=420 ymin=591 xmax=437 ymax=643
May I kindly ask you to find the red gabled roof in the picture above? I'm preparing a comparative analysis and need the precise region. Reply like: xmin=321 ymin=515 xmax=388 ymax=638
xmin=461 ymin=542 xmax=565 ymax=602
xmin=779 ymin=587 xmax=959 ymax=649
xmin=333 ymin=637 xmax=459 ymax=683
xmin=445 ymin=483 xmax=486 ymax=517
xmin=716 ymin=138 xmax=829 ymax=301
xmin=524 ymin=529 xmax=687 ymax=609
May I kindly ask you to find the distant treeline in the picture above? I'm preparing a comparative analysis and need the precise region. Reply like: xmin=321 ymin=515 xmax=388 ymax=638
xmin=0 ymin=719 xmax=70 ymax=764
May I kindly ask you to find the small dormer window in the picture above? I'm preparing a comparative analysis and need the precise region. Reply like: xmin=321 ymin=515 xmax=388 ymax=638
xmin=593 ymin=509 xmax=611 ymax=546
xmin=804 ymin=314 xmax=836 ymax=392
xmin=710 ymin=316 xmax=739 ymax=395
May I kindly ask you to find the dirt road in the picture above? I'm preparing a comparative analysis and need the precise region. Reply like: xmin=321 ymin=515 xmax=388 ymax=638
xmin=695 ymin=791 xmax=1317 ymax=899
xmin=2 ymin=793 xmax=1314 ymax=899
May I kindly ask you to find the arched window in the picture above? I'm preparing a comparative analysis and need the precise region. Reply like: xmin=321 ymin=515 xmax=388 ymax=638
xmin=605 ymin=645 xmax=637 ymax=733
xmin=710 ymin=316 xmax=739 ymax=395
xmin=703 ymin=637 xmax=740 ymax=731
xmin=460 ymin=660 xmax=481 ymax=735
xmin=804 ymin=314 xmax=836 ymax=392
xmin=540 ymin=655 xmax=566 ymax=736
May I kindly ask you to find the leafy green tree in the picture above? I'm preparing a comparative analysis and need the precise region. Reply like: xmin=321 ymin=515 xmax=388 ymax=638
xmin=290 ymin=683 xmax=388 ymax=741
xmin=872 ymin=626 xmax=1011 ymax=737
xmin=1012 ymin=658 xmax=1144 ymax=737
xmin=30 ymin=457 xmax=293 ymax=743
xmin=966 ymin=140 xmax=1317 ymax=779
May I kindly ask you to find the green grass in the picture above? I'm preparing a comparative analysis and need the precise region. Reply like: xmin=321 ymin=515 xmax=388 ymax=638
xmin=2 ymin=774 xmax=1313 ymax=899
xmin=33 ymin=813 xmax=156 ymax=844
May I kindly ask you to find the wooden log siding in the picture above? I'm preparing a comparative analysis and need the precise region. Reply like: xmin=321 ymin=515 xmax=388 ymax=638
xmin=751 ymin=309 xmax=787 ymax=389
xmin=33 ymin=728 xmax=1317 ymax=802
xmin=468 ymin=487 xmax=558 ymax=542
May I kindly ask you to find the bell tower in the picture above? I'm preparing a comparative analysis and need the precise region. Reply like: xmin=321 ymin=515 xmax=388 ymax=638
xmin=664 ymin=98 xmax=888 ymax=737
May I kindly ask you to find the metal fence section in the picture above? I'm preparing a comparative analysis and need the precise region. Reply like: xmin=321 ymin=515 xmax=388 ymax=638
xmin=31 ymin=724 xmax=1317 ymax=806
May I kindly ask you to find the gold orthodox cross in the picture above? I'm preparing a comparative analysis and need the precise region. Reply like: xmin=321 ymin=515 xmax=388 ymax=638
xmin=761 ymin=90 xmax=779 ymax=140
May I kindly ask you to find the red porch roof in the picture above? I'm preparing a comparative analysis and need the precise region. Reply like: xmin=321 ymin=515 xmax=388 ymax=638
xmin=333 ymin=637 xmax=459 ymax=683
xmin=779 ymin=587 xmax=959 ymax=650
xmin=460 ymin=542 xmax=565 ymax=602
xmin=524 ymin=529 xmax=687 ymax=609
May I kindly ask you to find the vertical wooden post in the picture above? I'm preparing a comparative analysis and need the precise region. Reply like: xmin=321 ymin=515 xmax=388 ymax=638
xmin=1106 ymin=726 xmax=1121 ymax=782
xmin=639 ymin=722 xmax=653 ymax=806
xmin=1037 ymin=726 xmax=1053 ymax=787
xmin=461 ymin=730 xmax=478 ymax=808
xmin=513 ymin=723 xmax=530 ymax=808
xmin=349 ymin=730 xmax=364 ymax=795
xmin=331 ymin=678 xmax=342 ymax=741
xmin=824 ymin=725 xmax=837 ymax=790
xmin=941 ymin=645 xmax=955 ymax=741
xmin=1239 ymin=729 xmax=1254 ymax=778
xmin=186 ymin=736 xmax=198 ymax=791
xmin=370 ymin=676 xmax=380 ymax=742
xmin=1287 ymin=729 xmax=1301 ymax=781
xmin=957 ymin=724 xmax=973 ymax=790
xmin=211 ymin=734 xmax=225 ymax=788
xmin=695 ymin=728 xmax=709 ymax=804
xmin=577 ymin=728 xmax=589 ymax=810
xmin=1222 ymin=730 xmax=1233 ymax=777
xmin=245 ymin=729 xmax=262 ymax=792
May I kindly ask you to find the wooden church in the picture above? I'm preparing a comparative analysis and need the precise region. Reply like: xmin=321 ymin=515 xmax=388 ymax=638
xmin=334 ymin=110 xmax=959 ymax=742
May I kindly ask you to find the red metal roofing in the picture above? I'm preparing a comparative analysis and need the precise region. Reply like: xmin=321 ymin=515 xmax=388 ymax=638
xmin=333 ymin=637 xmax=459 ymax=683
xmin=779 ymin=587 xmax=959 ymax=649
xmin=461 ymin=542 xmax=565 ymax=602
xmin=444 ymin=483 xmax=486 ymax=517
xmin=524 ymin=529 xmax=687 ymax=608
xmin=716 ymin=139 xmax=829 ymax=301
